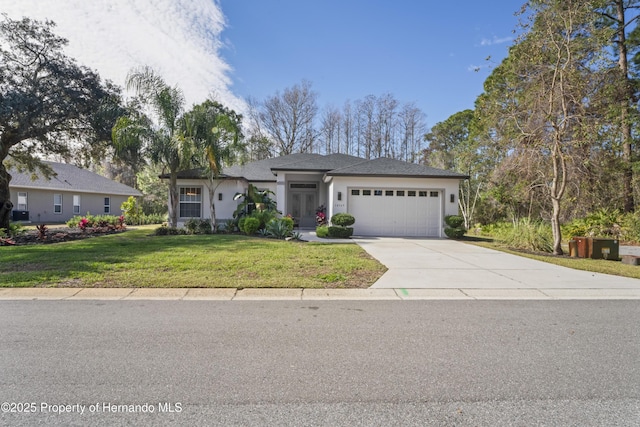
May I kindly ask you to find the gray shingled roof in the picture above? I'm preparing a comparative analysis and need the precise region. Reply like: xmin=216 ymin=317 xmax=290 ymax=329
xmin=326 ymin=157 xmax=469 ymax=178
xmin=224 ymin=153 xmax=321 ymax=181
xmin=165 ymin=154 xmax=466 ymax=181
xmin=9 ymin=162 xmax=142 ymax=196
xmin=270 ymin=153 xmax=366 ymax=172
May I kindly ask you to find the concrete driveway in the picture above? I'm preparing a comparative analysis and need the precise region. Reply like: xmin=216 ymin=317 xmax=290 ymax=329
xmin=354 ymin=237 xmax=640 ymax=292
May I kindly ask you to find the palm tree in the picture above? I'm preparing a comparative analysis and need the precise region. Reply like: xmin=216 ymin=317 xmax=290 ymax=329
xmin=125 ymin=66 xmax=193 ymax=227
xmin=184 ymin=100 xmax=244 ymax=230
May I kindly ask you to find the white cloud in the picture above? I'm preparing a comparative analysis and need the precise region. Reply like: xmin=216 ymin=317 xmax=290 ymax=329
xmin=480 ymin=36 xmax=513 ymax=46
xmin=3 ymin=0 xmax=246 ymax=113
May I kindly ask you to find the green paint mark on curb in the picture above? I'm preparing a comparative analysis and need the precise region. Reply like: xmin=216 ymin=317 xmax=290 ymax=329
xmin=399 ymin=288 xmax=409 ymax=296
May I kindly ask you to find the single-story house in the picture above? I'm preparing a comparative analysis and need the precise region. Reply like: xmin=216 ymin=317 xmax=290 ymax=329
xmin=8 ymin=161 xmax=142 ymax=223
xmin=168 ymin=153 xmax=468 ymax=237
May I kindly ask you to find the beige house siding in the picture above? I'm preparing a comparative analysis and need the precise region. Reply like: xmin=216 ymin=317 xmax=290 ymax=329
xmin=9 ymin=188 xmax=129 ymax=224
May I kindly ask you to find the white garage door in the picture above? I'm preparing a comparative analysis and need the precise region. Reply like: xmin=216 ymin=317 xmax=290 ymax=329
xmin=347 ymin=188 xmax=442 ymax=237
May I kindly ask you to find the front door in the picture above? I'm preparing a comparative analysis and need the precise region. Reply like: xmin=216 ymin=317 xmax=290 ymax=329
xmin=290 ymin=191 xmax=317 ymax=228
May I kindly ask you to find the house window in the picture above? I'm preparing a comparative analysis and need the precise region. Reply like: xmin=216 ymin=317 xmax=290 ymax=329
xmin=419 ymin=191 xmax=427 ymax=197
xmin=17 ymin=192 xmax=27 ymax=210
xmin=53 ymin=194 xmax=62 ymax=214
xmin=362 ymin=190 xmax=371 ymax=196
xmin=431 ymin=191 xmax=440 ymax=197
xmin=351 ymin=189 xmax=360 ymax=196
xmin=73 ymin=195 xmax=81 ymax=214
xmin=385 ymin=190 xmax=394 ymax=196
xmin=103 ymin=197 xmax=111 ymax=214
xmin=408 ymin=191 xmax=416 ymax=197
xmin=179 ymin=187 xmax=202 ymax=218
xmin=374 ymin=190 xmax=383 ymax=196
xmin=396 ymin=190 xmax=405 ymax=196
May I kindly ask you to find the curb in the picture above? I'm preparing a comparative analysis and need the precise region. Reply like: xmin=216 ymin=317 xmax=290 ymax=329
xmin=1 ymin=287 xmax=640 ymax=300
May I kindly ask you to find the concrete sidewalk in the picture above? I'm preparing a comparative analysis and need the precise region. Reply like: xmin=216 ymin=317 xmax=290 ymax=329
xmin=1 ymin=286 xmax=640 ymax=300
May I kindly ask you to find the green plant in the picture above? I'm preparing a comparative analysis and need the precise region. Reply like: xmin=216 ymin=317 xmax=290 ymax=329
xmin=328 ymin=226 xmax=353 ymax=238
xmin=494 ymin=218 xmax=552 ymax=253
xmin=265 ymin=218 xmax=293 ymax=239
xmin=331 ymin=213 xmax=355 ymax=227
xmin=243 ymin=217 xmax=260 ymax=235
xmin=250 ymin=209 xmax=277 ymax=230
xmin=238 ymin=217 xmax=247 ymax=233
xmin=281 ymin=216 xmax=294 ymax=232
xmin=444 ymin=214 xmax=466 ymax=240
xmin=120 ymin=196 xmax=141 ymax=224
xmin=316 ymin=225 xmax=329 ymax=238
xmin=445 ymin=215 xmax=464 ymax=228
xmin=444 ymin=227 xmax=466 ymax=239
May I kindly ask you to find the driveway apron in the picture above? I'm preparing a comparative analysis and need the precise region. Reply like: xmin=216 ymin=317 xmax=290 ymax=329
xmin=354 ymin=237 xmax=640 ymax=290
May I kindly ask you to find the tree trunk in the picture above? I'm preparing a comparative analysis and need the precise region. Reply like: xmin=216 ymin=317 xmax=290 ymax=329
xmin=206 ymin=177 xmax=223 ymax=232
xmin=551 ymin=196 xmax=563 ymax=255
xmin=616 ymin=0 xmax=635 ymax=212
xmin=0 ymin=162 xmax=13 ymax=231
xmin=168 ymin=172 xmax=179 ymax=228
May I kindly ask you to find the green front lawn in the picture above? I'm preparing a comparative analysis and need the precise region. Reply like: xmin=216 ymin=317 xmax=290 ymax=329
xmin=0 ymin=226 xmax=386 ymax=288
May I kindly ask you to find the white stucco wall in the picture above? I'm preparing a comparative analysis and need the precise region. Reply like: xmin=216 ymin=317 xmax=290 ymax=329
xmin=175 ymin=179 xmax=277 ymax=226
xmin=326 ymin=176 xmax=463 ymax=232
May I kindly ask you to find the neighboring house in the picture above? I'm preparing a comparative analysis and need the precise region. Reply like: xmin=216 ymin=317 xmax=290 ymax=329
xmin=167 ymin=153 xmax=468 ymax=237
xmin=8 ymin=161 xmax=142 ymax=223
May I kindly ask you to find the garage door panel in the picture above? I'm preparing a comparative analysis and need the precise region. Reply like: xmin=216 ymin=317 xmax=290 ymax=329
xmin=347 ymin=188 xmax=441 ymax=237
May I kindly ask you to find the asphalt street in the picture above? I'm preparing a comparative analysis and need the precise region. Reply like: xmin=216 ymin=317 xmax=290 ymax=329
xmin=1 ymin=300 xmax=639 ymax=426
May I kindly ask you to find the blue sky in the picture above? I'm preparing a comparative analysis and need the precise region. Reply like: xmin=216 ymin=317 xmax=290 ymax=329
xmin=4 ymin=0 xmax=524 ymax=127
xmin=220 ymin=1 xmax=524 ymax=125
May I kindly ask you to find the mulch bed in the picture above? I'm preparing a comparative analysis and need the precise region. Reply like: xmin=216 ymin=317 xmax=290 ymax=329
xmin=2 ymin=227 xmax=126 ymax=246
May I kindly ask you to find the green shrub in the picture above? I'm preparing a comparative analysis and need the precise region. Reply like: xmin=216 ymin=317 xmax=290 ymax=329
xmin=243 ymin=217 xmax=260 ymax=235
xmin=331 ymin=213 xmax=355 ymax=227
xmin=445 ymin=215 xmax=464 ymax=228
xmin=154 ymin=226 xmax=185 ymax=236
xmin=328 ymin=226 xmax=353 ymax=238
xmin=281 ymin=216 xmax=294 ymax=232
xmin=238 ymin=217 xmax=247 ymax=233
xmin=251 ymin=209 xmax=277 ymax=230
xmin=316 ymin=225 xmax=329 ymax=238
xmin=444 ymin=227 xmax=466 ymax=239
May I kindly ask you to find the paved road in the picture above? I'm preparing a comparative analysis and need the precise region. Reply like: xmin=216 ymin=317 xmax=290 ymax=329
xmin=1 ymin=300 xmax=639 ymax=426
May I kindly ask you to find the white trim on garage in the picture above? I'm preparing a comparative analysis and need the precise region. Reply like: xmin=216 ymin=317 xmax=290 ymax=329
xmin=347 ymin=187 xmax=443 ymax=237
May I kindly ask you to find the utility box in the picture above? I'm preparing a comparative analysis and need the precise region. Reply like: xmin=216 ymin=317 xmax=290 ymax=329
xmin=573 ymin=237 xmax=590 ymax=258
xmin=568 ymin=240 xmax=578 ymax=257
xmin=589 ymin=238 xmax=619 ymax=260
xmin=11 ymin=210 xmax=29 ymax=221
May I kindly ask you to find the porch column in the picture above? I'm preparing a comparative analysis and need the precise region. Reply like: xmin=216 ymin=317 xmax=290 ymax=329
xmin=276 ymin=172 xmax=286 ymax=215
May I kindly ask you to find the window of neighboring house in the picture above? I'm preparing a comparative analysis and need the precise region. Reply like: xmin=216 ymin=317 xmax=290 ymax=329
xmin=385 ymin=190 xmax=394 ymax=196
xmin=73 ymin=195 xmax=81 ymax=214
xmin=351 ymin=189 xmax=360 ymax=196
xmin=54 ymin=194 xmax=62 ymax=214
xmin=179 ymin=187 xmax=202 ymax=218
xmin=396 ymin=190 xmax=405 ymax=196
xmin=408 ymin=191 xmax=417 ymax=197
xmin=374 ymin=190 xmax=383 ymax=196
xmin=17 ymin=192 xmax=27 ymax=210
xmin=104 ymin=197 xmax=111 ymax=214
xmin=362 ymin=190 xmax=371 ymax=196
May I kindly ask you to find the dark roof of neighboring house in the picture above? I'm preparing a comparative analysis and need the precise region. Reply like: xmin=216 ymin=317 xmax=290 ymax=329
xmin=9 ymin=162 xmax=142 ymax=196
xmin=165 ymin=153 xmax=467 ymax=182
xmin=326 ymin=157 xmax=469 ymax=178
